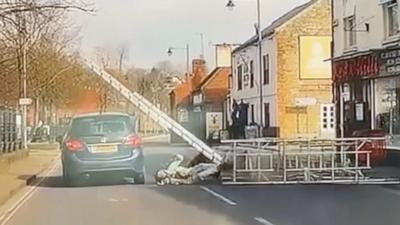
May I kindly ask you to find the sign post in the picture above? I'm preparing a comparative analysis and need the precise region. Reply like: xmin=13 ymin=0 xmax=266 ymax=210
xmin=19 ymin=98 xmax=32 ymax=149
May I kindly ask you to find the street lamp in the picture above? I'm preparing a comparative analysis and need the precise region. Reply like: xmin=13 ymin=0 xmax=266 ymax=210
xmin=167 ymin=44 xmax=190 ymax=76
xmin=226 ymin=0 xmax=264 ymax=129
xmin=226 ymin=0 xmax=235 ymax=8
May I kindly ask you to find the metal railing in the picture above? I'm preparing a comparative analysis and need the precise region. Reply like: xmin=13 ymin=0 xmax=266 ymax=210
xmin=0 ymin=105 xmax=22 ymax=154
xmin=218 ymin=137 xmax=400 ymax=185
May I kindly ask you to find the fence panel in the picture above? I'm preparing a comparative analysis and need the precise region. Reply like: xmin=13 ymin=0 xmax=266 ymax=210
xmin=0 ymin=105 xmax=22 ymax=154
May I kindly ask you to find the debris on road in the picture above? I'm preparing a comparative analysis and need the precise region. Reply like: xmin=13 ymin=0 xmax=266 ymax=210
xmin=155 ymin=154 xmax=219 ymax=185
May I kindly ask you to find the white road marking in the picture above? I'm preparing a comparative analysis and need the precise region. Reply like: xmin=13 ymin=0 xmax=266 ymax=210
xmin=0 ymin=160 xmax=59 ymax=225
xmin=383 ymin=187 xmax=400 ymax=197
xmin=107 ymin=198 xmax=118 ymax=202
xmin=199 ymin=186 xmax=237 ymax=206
xmin=254 ymin=217 xmax=275 ymax=225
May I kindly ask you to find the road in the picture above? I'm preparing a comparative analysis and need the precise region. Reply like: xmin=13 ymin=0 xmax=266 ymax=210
xmin=2 ymin=137 xmax=400 ymax=225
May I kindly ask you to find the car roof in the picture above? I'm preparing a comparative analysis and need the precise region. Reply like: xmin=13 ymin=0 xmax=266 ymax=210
xmin=72 ymin=112 xmax=133 ymax=119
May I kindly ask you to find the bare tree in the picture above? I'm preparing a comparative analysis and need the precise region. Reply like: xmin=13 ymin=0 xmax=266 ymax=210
xmin=0 ymin=0 xmax=94 ymax=123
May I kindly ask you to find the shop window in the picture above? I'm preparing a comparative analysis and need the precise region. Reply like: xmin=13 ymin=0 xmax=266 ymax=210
xmin=383 ymin=0 xmax=400 ymax=37
xmin=375 ymin=77 xmax=400 ymax=135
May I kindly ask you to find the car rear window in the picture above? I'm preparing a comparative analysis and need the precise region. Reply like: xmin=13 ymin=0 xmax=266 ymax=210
xmin=69 ymin=115 xmax=135 ymax=138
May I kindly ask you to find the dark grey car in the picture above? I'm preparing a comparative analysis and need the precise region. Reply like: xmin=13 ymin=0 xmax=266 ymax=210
xmin=60 ymin=113 xmax=145 ymax=186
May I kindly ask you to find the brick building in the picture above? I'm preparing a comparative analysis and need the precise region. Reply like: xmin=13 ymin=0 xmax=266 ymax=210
xmin=169 ymin=59 xmax=208 ymax=142
xmin=191 ymin=67 xmax=231 ymax=141
xmin=170 ymin=44 xmax=233 ymax=142
xmin=229 ymin=0 xmax=334 ymax=139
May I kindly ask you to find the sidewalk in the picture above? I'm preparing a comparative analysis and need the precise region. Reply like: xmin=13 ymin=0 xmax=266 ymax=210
xmin=0 ymin=146 xmax=59 ymax=206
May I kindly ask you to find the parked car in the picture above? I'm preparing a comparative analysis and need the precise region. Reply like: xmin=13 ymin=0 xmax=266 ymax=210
xmin=60 ymin=112 xmax=144 ymax=186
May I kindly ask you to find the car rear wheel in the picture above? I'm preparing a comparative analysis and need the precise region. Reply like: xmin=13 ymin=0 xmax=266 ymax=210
xmin=63 ymin=166 xmax=79 ymax=187
xmin=134 ymin=172 xmax=145 ymax=184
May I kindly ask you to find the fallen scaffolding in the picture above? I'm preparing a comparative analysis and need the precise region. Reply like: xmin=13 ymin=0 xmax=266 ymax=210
xmin=218 ymin=138 xmax=400 ymax=184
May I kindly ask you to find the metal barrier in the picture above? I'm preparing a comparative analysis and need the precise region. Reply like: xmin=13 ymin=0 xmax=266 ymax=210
xmin=0 ymin=105 xmax=22 ymax=154
xmin=218 ymin=138 xmax=400 ymax=185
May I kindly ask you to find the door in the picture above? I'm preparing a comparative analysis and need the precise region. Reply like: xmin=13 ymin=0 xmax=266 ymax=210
xmin=321 ymin=104 xmax=336 ymax=138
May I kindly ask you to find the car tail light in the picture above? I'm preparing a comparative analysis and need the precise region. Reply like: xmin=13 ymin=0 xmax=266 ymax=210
xmin=125 ymin=135 xmax=141 ymax=148
xmin=65 ymin=139 xmax=85 ymax=152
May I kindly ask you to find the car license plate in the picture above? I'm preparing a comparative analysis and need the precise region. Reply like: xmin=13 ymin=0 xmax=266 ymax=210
xmin=90 ymin=145 xmax=118 ymax=153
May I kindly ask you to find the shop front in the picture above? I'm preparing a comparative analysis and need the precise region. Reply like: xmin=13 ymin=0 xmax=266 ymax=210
xmin=333 ymin=51 xmax=379 ymax=137
xmin=333 ymin=47 xmax=400 ymax=138
xmin=375 ymin=47 xmax=400 ymax=138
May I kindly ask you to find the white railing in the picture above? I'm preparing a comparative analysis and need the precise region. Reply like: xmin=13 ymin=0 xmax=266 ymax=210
xmin=219 ymin=137 xmax=400 ymax=184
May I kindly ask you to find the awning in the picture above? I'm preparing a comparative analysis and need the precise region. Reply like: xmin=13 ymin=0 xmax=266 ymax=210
xmin=328 ymin=49 xmax=376 ymax=62
xmin=379 ymin=0 xmax=394 ymax=5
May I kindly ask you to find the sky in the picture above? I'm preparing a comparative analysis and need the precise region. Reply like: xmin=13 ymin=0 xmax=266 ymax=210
xmin=73 ymin=0 xmax=309 ymax=70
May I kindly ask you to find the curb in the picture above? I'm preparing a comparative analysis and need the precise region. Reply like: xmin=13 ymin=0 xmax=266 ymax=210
xmin=0 ymin=182 xmax=26 ymax=207
xmin=0 ymin=154 xmax=58 ymax=208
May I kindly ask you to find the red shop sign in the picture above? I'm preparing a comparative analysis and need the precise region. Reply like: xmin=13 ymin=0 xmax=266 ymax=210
xmin=333 ymin=54 xmax=379 ymax=82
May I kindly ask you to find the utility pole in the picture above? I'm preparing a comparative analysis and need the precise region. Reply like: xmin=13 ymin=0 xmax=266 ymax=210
xmin=17 ymin=12 xmax=29 ymax=150
xmin=196 ymin=33 xmax=205 ymax=59
xmin=22 ymin=38 xmax=28 ymax=149
xmin=256 ymin=0 xmax=263 ymax=129
xmin=226 ymin=0 xmax=264 ymax=129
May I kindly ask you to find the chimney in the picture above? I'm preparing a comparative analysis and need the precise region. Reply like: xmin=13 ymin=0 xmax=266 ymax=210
xmin=191 ymin=58 xmax=207 ymax=89
xmin=192 ymin=58 xmax=207 ymax=78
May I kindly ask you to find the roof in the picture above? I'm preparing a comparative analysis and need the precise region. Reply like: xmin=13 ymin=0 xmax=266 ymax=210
xmin=194 ymin=67 xmax=231 ymax=92
xmin=233 ymin=0 xmax=318 ymax=53
xmin=171 ymin=79 xmax=192 ymax=106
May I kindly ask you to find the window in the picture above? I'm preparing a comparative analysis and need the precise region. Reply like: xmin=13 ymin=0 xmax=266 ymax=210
xmin=384 ymin=0 xmax=400 ymax=37
xmin=237 ymin=65 xmax=243 ymax=90
xmin=263 ymin=55 xmax=270 ymax=85
xmin=344 ymin=16 xmax=357 ymax=47
xmin=264 ymin=103 xmax=270 ymax=127
xmin=251 ymin=104 xmax=255 ymax=123
xmin=70 ymin=115 xmax=133 ymax=138
xmin=228 ymin=74 xmax=233 ymax=89
xmin=250 ymin=60 xmax=254 ymax=88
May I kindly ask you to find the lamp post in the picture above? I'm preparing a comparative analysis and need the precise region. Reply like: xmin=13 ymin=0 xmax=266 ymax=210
xmin=226 ymin=0 xmax=264 ymax=129
xmin=167 ymin=44 xmax=190 ymax=76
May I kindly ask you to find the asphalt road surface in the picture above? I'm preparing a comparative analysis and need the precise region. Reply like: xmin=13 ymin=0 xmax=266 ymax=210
xmin=2 ymin=137 xmax=400 ymax=225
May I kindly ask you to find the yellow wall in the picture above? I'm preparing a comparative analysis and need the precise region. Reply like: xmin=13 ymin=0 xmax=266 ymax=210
xmin=276 ymin=0 xmax=332 ymax=139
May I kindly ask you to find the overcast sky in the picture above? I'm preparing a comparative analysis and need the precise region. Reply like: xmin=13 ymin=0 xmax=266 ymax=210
xmin=73 ymin=0 xmax=309 ymax=69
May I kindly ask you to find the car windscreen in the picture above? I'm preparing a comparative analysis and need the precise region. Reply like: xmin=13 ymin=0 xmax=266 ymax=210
xmin=69 ymin=115 xmax=134 ymax=138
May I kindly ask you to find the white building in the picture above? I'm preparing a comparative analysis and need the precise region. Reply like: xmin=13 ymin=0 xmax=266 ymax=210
xmin=229 ymin=34 xmax=279 ymax=128
xmin=332 ymin=0 xmax=400 ymax=138
xmin=229 ymin=0 xmax=333 ymax=139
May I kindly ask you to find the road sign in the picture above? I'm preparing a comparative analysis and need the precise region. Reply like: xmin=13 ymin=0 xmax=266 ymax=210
xmin=19 ymin=98 xmax=32 ymax=106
